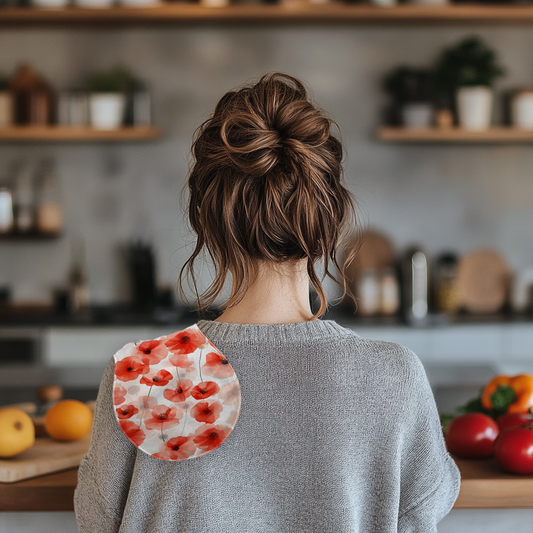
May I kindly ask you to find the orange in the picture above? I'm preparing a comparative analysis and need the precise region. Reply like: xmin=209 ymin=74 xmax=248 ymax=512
xmin=0 ymin=407 xmax=35 ymax=458
xmin=44 ymin=399 xmax=93 ymax=441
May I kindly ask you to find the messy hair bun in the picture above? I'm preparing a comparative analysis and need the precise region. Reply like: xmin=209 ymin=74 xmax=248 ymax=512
xmin=179 ymin=72 xmax=359 ymax=319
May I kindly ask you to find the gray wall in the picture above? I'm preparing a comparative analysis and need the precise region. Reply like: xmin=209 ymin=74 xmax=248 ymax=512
xmin=1 ymin=25 xmax=532 ymax=304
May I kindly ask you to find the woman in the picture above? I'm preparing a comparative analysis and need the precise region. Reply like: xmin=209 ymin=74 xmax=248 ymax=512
xmin=74 ymin=72 xmax=460 ymax=532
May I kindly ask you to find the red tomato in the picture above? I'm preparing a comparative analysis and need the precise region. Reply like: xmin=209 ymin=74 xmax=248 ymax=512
xmin=446 ymin=413 xmax=499 ymax=458
xmin=496 ymin=413 xmax=533 ymax=433
xmin=494 ymin=426 xmax=533 ymax=474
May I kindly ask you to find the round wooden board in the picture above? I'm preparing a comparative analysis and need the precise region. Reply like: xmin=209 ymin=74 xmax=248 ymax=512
xmin=456 ymin=248 xmax=511 ymax=314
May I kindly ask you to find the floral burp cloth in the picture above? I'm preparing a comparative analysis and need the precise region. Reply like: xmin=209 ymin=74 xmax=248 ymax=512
xmin=112 ymin=324 xmax=241 ymax=461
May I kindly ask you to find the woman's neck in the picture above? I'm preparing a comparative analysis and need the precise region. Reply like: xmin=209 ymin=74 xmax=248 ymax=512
xmin=213 ymin=259 xmax=318 ymax=325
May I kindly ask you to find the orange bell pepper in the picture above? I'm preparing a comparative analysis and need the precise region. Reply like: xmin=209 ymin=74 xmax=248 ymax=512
xmin=481 ymin=374 xmax=533 ymax=414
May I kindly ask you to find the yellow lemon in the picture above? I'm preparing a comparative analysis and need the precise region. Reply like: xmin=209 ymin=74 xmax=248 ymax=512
xmin=0 ymin=407 xmax=36 ymax=458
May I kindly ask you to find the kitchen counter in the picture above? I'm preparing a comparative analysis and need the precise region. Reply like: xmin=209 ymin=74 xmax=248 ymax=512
xmin=2 ymin=458 xmax=532 ymax=511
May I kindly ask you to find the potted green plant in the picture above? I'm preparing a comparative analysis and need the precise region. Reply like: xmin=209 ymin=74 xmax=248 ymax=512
xmin=434 ymin=36 xmax=505 ymax=130
xmin=87 ymin=66 xmax=134 ymax=130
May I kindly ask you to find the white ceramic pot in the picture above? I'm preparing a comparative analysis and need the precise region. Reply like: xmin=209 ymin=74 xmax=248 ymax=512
xmin=512 ymin=91 xmax=533 ymax=130
xmin=401 ymin=103 xmax=433 ymax=128
xmin=74 ymin=0 xmax=113 ymax=8
xmin=456 ymin=86 xmax=493 ymax=130
xmin=89 ymin=93 xmax=126 ymax=130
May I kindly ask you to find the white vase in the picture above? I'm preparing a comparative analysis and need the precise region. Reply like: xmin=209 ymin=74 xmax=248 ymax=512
xmin=456 ymin=86 xmax=493 ymax=130
xmin=89 ymin=93 xmax=126 ymax=130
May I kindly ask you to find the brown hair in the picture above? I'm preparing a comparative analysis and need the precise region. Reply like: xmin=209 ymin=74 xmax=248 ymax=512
xmin=178 ymin=72 xmax=360 ymax=320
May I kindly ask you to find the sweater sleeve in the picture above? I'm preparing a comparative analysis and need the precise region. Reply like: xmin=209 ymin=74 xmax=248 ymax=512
xmin=74 ymin=356 xmax=137 ymax=533
xmin=396 ymin=348 xmax=461 ymax=533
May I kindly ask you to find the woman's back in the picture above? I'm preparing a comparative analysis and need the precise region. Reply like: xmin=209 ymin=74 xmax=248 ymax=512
xmin=75 ymin=319 xmax=459 ymax=533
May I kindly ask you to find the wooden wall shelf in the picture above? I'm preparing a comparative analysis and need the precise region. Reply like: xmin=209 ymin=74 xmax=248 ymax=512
xmin=378 ymin=126 xmax=533 ymax=143
xmin=0 ymin=126 xmax=161 ymax=141
xmin=2 ymin=4 xmax=533 ymax=26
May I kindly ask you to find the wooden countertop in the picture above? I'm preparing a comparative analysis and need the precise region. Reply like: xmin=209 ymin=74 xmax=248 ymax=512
xmin=1 ymin=457 xmax=533 ymax=511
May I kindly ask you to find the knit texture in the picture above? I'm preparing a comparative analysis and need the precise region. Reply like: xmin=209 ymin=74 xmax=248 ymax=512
xmin=74 ymin=319 xmax=460 ymax=533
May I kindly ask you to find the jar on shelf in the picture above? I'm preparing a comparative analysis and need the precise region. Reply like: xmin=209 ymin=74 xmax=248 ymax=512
xmin=13 ymin=162 xmax=35 ymax=233
xmin=380 ymin=267 xmax=400 ymax=315
xmin=357 ymin=268 xmax=381 ymax=316
xmin=35 ymin=158 xmax=63 ymax=235
xmin=511 ymin=89 xmax=533 ymax=130
xmin=0 ymin=76 xmax=13 ymax=127
xmin=57 ymin=91 xmax=89 ymax=127
xmin=8 ymin=64 xmax=54 ymax=126
xmin=0 ymin=185 xmax=14 ymax=234
xmin=435 ymin=252 xmax=460 ymax=314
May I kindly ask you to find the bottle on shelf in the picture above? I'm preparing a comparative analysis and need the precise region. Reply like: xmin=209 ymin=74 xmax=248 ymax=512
xmin=12 ymin=161 xmax=35 ymax=234
xmin=401 ymin=245 xmax=430 ymax=324
xmin=0 ymin=183 xmax=14 ymax=234
xmin=0 ymin=75 xmax=13 ymax=128
xmin=380 ymin=267 xmax=400 ymax=315
xmin=434 ymin=252 xmax=459 ymax=314
xmin=357 ymin=268 xmax=381 ymax=316
xmin=8 ymin=63 xmax=54 ymax=126
xmin=68 ymin=238 xmax=90 ymax=313
xmin=35 ymin=157 xmax=63 ymax=235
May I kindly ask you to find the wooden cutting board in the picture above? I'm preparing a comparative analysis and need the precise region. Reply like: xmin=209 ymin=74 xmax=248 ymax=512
xmin=0 ymin=433 xmax=91 ymax=483
xmin=456 ymin=248 xmax=511 ymax=314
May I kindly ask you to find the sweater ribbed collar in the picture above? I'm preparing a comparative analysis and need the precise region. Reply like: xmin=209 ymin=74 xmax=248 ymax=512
xmin=196 ymin=319 xmax=352 ymax=345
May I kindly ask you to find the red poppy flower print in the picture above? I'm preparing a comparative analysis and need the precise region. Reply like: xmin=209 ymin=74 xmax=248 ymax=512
xmin=202 ymin=352 xmax=234 ymax=380
xmin=191 ymin=400 xmax=223 ymax=424
xmin=135 ymin=395 xmax=158 ymax=418
xmin=140 ymin=369 xmax=173 ymax=387
xmin=163 ymin=379 xmax=193 ymax=403
xmin=136 ymin=340 xmax=167 ymax=365
xmin=116 ymin=404 xmax=139 ymax=420
xmin=218 ymin=382 xmax=240 ymax=406
xmin=114 ymin=385 xmax=127 ymax=405
xmin=119 ymin=420 xmax=146 ymax=446
xmin=193 ymin=424 xmax=232 ymax=453
xmin=152 ymin=436 xmax=197 ymax=461
xmin=144 ymin=405 xmax=183 ymax=431
xmin=168 ymin=352 xmax=195 ymax=370
xmin=190 ymin=381 xmax=220 ymax=400
xmin=165 ymin=328 xmax=206 ymax=355
xmin=115 ymin=355 xmax=150 ymax=382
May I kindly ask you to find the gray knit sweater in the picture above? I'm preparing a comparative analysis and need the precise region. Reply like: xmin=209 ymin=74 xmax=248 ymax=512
xmin=74 ymin=319 xmax=460 ymax=533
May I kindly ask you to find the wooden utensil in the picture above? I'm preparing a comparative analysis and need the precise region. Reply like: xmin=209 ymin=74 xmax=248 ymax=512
xmin=456 ymin=248 xmax=511 ymax=314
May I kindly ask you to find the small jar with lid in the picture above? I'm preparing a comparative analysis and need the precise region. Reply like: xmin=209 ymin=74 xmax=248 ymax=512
xmin=512 ymin=89 xmax=533 ymax=130
xmin=435 ymin=252 xmax=460 ymax=314
xmin=35 ymin=158 xmax=63 ymax=235
xmin=357 ymin=268 xmax=381 ymax=316
xmin=380 ymin=268 xmax=400 ymax=315
xmin=0 ymin=184 xmax=14 ymax=234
